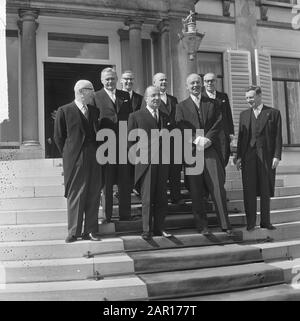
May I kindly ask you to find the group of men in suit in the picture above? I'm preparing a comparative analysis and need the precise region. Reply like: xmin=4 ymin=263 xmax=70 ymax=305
xmin=54 ymin=67 xmax=282 ymax=243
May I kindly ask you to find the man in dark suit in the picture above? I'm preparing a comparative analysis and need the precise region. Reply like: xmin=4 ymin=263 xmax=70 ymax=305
xmin=128 ymin=86 xmax=172 ymax=240
xmin=120 ymin=70 xmax=143 ymax=112
xmin=236 ymin=85 xmax=282 ymax=231
xmin=54 ymin=80 xmax=102 ymax=243
xmin=152 ymin=73 xmax=183 ymax=204
xmin=176 ymin=73 xmax=232 ymax=235
xmin=120 ymin=70 xmax=143 ymax=197
xmin=94 ymin=68 xmax=132 ymax=222
xmin=141 ymin=73 xmax=183 ymax=204
xmin=202 ymin=72 xmax=234 ymax=168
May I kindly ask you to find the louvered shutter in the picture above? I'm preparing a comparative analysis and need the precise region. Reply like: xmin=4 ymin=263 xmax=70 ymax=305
xmin=255 ymin=49 xmax=274 ymax=107
xmin=226 ymin=50 xmax=252 ymax=137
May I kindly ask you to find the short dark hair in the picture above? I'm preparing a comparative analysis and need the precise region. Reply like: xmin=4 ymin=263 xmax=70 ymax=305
xmin=246 ymin=85 xmax=262 ymax=95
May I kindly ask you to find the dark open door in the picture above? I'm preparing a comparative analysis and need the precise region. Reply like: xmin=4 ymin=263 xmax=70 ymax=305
xmin=44 ymin=62 xmax=108 ymax=158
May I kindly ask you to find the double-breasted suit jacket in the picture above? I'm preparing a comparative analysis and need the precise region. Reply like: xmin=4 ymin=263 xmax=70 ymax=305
xmin=128 ymin=107 xmax=169 ymax=234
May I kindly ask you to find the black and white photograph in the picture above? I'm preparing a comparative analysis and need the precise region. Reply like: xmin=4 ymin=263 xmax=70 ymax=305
xmin=1 ymin=0 xmax=300 ymax=304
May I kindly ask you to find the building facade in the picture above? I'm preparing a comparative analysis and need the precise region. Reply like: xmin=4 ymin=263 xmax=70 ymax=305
xmin=1 ymin=0 xmax=300 ymax=166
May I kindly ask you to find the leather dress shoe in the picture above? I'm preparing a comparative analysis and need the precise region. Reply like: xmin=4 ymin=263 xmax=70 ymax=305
xmin=260 ymin=224 xmax=276 ymax=230
xmin=247 ymin=226 xmax=256 ymax=232
xmin=154 ymin=230 xmax=173 ymax=238
xmin=198 ymin=227 xmax=211 ymax=236
xmin=82 ymin=232 xmax=101 ymax=241
xmin=222 ymin=229 xmax=234 ymax=236
xmin=141 ymin=232 xmax=152 ymax=241
xmin=65 ymin=235 xmax=77 ymax=243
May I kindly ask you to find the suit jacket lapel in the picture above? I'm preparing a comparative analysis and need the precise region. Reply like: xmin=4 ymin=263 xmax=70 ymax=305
xmin=73 ymin=103 xmax=85 ymax=134
xmin=186 ymin=97 xmax=202 ymax=128
xmin=257 ymin=105 xmax=270 ymax=133
xmin=102 ymin=89 xmax=117 ymax=113
xmin=144 ymin=107 xmax=158 ymax=128
xmin=159 ymin=100 xmax=170 ymax=115
xmin=245 ymin=108 xmax=252 ymax=133
xmin=115 ymin=91 xmax=122 ymax=113
xmin=201 ymin=99 xmax=209 ymax=126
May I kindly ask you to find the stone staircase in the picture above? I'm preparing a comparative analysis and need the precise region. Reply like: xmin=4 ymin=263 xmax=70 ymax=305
xmin=0 ymin=158 xmax=300 ymax=300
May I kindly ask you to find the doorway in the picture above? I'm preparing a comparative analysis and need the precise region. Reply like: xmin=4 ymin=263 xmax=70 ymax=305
xmin=44 ymin=62 xmax=109 ymax=158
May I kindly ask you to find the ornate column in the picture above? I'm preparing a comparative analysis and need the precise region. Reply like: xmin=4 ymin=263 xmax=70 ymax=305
xmin=125 ymin=18 xmax=144 ymax=94
xmin=18 ymin=9 xmax=41 ymax=153
xmin=158 ymin=19 xmax=171 ymax=93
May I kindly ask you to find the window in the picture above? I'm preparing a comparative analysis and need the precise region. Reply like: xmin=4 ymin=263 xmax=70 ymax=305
xmin=48 ymin=33 xmax=109 ymax=60
xmin=196 ymin=52 xmax=224 ymax=91
xmin=272 ymin=57 xmax=300 ymax=146
xmin=0 ymin=30 xmax=20 ymax=145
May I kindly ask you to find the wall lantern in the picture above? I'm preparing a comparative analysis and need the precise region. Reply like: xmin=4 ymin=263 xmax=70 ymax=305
xmin=178 ymin=10 xmax=205 ymax=60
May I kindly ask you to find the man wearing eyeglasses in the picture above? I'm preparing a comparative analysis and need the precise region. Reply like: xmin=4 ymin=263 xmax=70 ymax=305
xmin=202 ymin=73 xmax=234 ymax=169
xmin=54 ymin=80 xmax=102 ymax=243
xmin=120 ymin=70 xmax=143 ymax=112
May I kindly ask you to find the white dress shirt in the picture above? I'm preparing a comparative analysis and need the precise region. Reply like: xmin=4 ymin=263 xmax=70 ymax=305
xmin=160 ymin=92 xmax=167 ymax=105
xmin=75 ymin=99 xmax=88 ymax=118
xmin=206 ymin=90 xmax=216 ymax=99
xmin=146 ymin=105 xmax=159 ymax=123
xmin=253 ymin=103 xmax=263 ymax=118
xmin=104 ymin=88 xmax=116 ymax=103
xmin=190 ymin=94 xmax=201 ymax=108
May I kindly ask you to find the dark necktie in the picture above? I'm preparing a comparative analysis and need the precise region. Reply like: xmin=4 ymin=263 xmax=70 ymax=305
xmin=154 ymin=109 xmax=159 ymax=125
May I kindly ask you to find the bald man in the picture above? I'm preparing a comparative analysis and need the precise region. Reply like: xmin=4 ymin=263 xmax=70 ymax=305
xmin=54 ymin=80 xmax=102 ymax=243
xmin=128 ymin=86 xmax=172 ymax=240
xmin=142 ymin=72 xmax=183 ymax=204
xmin=176 ymin=74 xmax=232 ymax=235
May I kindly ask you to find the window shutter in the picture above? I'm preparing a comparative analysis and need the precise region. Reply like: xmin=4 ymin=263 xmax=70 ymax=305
xmin=226 ymin=50 xmax=252 ymax=136
xmin=255 ymin=49 xmax=274 ymax=107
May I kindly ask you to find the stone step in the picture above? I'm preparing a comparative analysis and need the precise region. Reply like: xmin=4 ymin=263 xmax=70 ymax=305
xmin=240 ymin=221 xmax=300 ymax=242
xmin=138 ymin=262 xmax=284 ymax=299
xmin=252 ymin=238 xmax=300 ymax=261
xmin=171 ymin=283 xmax=300 ymax=301
xmin=225 ymin=178 xmax=284 ymax=190
xmin=0 ymin=276 xmax=147 ymax=301
xmin=0 ymin=167 xmax=63 ymax=178
xmin=0 ymin=222 xmax=116 ymax=242
xmin=0 ymin=159 xmax=62 ymax=169
xmin=228 ymin=195 xmax=300 ymax=213
xmin=1 ymin=254 xmax=134 ymax=284
xmin=6 ymin=176 xmax=64 ymax=187
xmin=278 ymin=174 xmax=300 ymax=187
xmin=0 ymin=238 xmax=124 ymax=261
xmin=268 ymin=258 xmax=300 ymax=285
xmin=227 ymin=186 xmax=300 ymax=200
xmin=129 ymin=244 xmax=263 ymax=273
xmin=1 ymin=206 xmax=299 ymax=237
xmin=2 ymin=182 xmax=297 ymax=201
xmin=0 ymin=185 xmax=293 ymax=211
